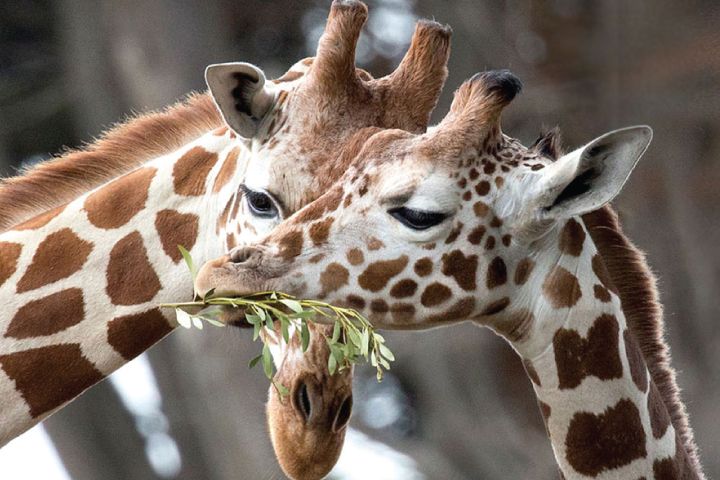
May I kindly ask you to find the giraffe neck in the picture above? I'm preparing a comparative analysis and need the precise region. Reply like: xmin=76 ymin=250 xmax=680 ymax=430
xmin=510 ymin=219 xmax=700 ymax=479
xmin=0 ymin=128 xmax=241 ymax=446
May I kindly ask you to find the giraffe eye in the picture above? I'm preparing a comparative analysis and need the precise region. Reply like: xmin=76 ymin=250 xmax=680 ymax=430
xmin=243 ymin=187 xmax=278 ymax=219
xmin=388 ymin=207 xmax=446 ymax=230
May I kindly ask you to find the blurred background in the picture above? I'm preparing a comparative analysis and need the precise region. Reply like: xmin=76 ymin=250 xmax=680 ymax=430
xmin=1 ymin=0 xmax=718 ymax=478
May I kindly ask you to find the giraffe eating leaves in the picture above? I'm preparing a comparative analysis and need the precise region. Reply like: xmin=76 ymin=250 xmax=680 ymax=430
xmin=0 ymin=3 xmax=452 ymax=479
xmin=196 ymin=70 xmax=705 ymax=478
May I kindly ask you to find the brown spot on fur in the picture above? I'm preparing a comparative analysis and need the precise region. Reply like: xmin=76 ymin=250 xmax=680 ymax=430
xmin=565 ymin=398 xmax=646 ymax=476
xmin=468 ymin=225 xmax=486 ymax=245
xmin=346 ymin=295 xmax=365 ymax=310
xmin=559 ymin=218 xmax=586 ymax=257
xmin=591 ymin=253 xmax=618 ymax=294
xmin=462 ymin=191 xmax=472 ymax=201
xmin=624 ymin=330 xmax=648 ymax=392
xmin=420 ymin=282 xmax=451 ymax=307
xmin=539 ymin=401 xmax=551 ymax=425
xmin=553 ymin=314 xmax=623 ymax=389
xmin=473 ymin=201 xmax=489 ymax=217
xmin=278 ymin=230 xmax=304 ymax=261
xmin=358 ymin=256 xmax=408 ymax=292
xmin=107 ymin=308 xmax=173 ymax=360
xmin=0 ymin=242 xmax=22 ymax=287
xmin=426 ymin=297 xmax=475 ymax=323
xmin=469 ymin=168 xmax=479 ymax=180
xmin=445 ymin=222 xmax=463 ymax=244
xmin=653 ymin=457 xmax=679 ymax=480
xmin=343 ymin=194 xmax=353 ymax=208
xmin=594 ymin=284 xmax=611 ymax=302
xmin=648 ymin=381 xmax=671 ymax=439
xmin=371 ymin=299 xmax=389 ymax=313
xmin=390 ymin=303 xmax=415 ymax=323
xmin=475 ymin=181 xmax=490 ymax=196
xmin=13 ymin=205 xmax=65 ymax=231
xmin=155 ymin=210 xmax=199 ymax=263
xmin=216 ymin=196 xmax=234 ymax=234
xmin=523 ymin=359 xmax=541 ymax=386
xmin=486 ymin=257 xmax=507 ymax=289
xmin=17 ymin=229 xmax=93 ymax=293
xmin=212 ymin=126 xmax=228 ymax=136
xmin=84 ymin=167 xmax=156 ymax=229
xmin=296 ymin=187 xmax=344 ymax=223
xmin=0 ymin=344 xmax=104 ymax=417
xmin=346 ymin=248 xmax=364 ymax=266
xmin=514 ymin=258 xmax=534 ymax=285
xmin=6 ymin=288 xmax=85 ymax=339
xmin=367 ymin=237 xmax=384 ymax=250
xmin=542 ymin=266 xmax=581 ymax=308
xmin=309 ymin=217 xmax=334 ymax=246
xmin=390 ymin=279 xmax=417 ymax=298
xmin=441 ymin=250 xmax=477 ymax=291
xmin=173 ymin=146 xmax=219 ymax=196
xmin=320 ymin=263 xmax=349 ymax=294
xmin=481 ymin=297 xmax=510 ymax=316
xmin=309 ymin=253 xmax=325 ymax=264
xmin=489 ymin=216 xmax=503 ymax=228
xmin=485 ymin=235 xmax=496 ymax=250
xmin=212 ymin=147 xmax=240 ymax=193
xmin=494 ymin=176 xmax=504 ymax=188
xmin=414 ymin=258 xmax=432 ymax=277
xmin=483 ymin=162 xmax=496 ymax=175
xmin=106 ymin=231 xmax=162 ymax=305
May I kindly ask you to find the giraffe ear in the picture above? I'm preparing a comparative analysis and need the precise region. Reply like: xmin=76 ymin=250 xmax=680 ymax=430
xmin=531 ymin=126 xmax=652 ymax=221
xmin=205 ymin=62 xmax=277 ymax=138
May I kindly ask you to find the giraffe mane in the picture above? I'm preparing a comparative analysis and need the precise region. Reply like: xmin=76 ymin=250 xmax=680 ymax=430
xmin=0 ymin=91 xmax=222 ymax=232
xmin=582 ymin=205 xmax=702 ymax=474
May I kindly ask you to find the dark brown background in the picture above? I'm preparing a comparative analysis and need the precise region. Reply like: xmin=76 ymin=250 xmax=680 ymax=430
xmin=1 ymin=1 xmax=718 ymax=478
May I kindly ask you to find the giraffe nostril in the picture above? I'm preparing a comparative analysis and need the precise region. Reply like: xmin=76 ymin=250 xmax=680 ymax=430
xmin=333 ymin=394 xmax=353 ymax=432
xmin=294 ymin=381 xmax=312 ymax=423
xmin=229 ymin=246 xmax=255 ymax=264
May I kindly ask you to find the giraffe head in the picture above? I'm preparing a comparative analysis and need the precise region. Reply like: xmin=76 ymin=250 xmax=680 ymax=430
xmin=263 ymin=322 xmax=352 ymax=480
xmin=203 ymin=1 xmax=449 ymax=475
xmin=206 ymin=0 xmax=451 ymax=250
xmin=196 ymin=70 xmax=652 ymax=354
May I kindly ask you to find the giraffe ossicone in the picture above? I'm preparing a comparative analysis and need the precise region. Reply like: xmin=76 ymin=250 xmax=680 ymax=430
xmin=196 ymin=69 xmax=704 ymax=479
xmin=0 ymin=3 xmax=452 ymax=479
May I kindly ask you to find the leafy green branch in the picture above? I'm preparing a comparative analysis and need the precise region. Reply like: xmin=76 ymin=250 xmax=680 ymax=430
xmin=160 ymin=246 xmax=394 ymax=390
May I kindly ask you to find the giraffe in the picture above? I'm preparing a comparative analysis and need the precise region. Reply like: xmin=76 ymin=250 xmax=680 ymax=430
xmin=195 ymin=70 xmax=705 ymax=479
xmin=0 ymin=4 xmax=451 ymax=477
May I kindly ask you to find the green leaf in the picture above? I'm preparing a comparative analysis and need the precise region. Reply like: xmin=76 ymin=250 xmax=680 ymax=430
xmin=370 ymin=350 xmax=378 ymax=367
xmin=262 ymin=344 xmax=274 ymax=379
xmin=379 ymin=344 xmax=395 ymax=361
xmin=273 ymin=381 xmax=290 ymax=397
xmin=279 ymin=299 xmax=303 ymax=313
xmin=289 ymin=310 xmax=315 ymax=319
xmin=328 ymin=353 xmax=337 ymax=375
xmin=379 ymin=357 xmax=390 ymax=370
xmin=203 ymin=317 xmax=226 ymax=327
xmin=178 ymin=245 xmax=197 ymax=282
xmin=175 ymin=308 xmax=192 ymax=329
xmin=253 ymin=322 xmax=261 ymax=341
xmin=347 ymin=329 xmax=361 ymax=348
xmin=191 ymin=316 xmax=204 ymax=329
xmin=331 ymin=321 xmax=341 ymax=343
xmin=373 ymin=332 xmax=385 ymax=344
xmin=300 ymin=321 xmax=310 ymax=352
xmin=360 ymin=329 xmax=370 ymax=357
xmin=202 ymin=288 xmax=215 ymax=301
xmin=253 ymin=306 xmax=267 ymax=321
xmin=248 ymin=354 xmax=263 ymax=369
xmin=280 ymin=317 xmax=290 ymax=344
xmin=245 ymin=313 xmax=261 ymax=325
